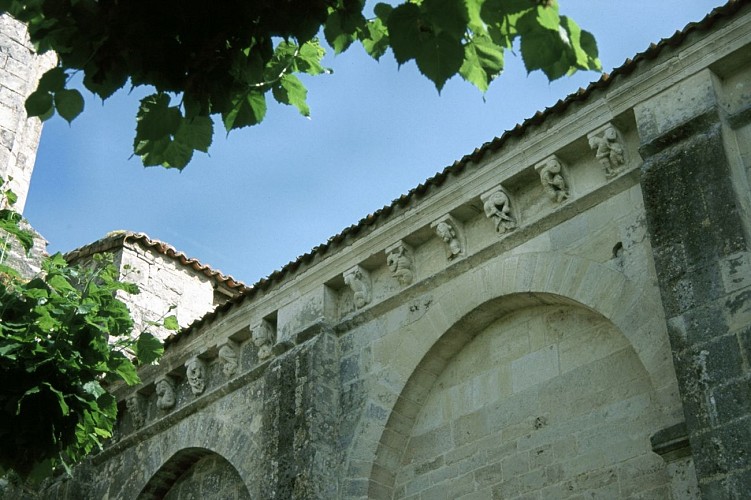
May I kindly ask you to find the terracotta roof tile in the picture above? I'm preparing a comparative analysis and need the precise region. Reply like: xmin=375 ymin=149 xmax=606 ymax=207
xmin=65 ymin=230 xmax=248 ymax=293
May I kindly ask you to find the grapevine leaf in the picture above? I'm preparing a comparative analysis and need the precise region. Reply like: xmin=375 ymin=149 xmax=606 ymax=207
xmin=108 ymin=353 xmax=140 ymax=386
xmin=37 ymin=67 xmax=66 ymax=93
xmin=163 ymin=315 xmax=179 ymax=331
xmin=423 ymin=0 xmax=468 ymax=40
xmin=415 ymin=32 xmax=464 ymax=92
xmin=54 ymin=88 xmax=85 ymax=123
xmin=222 ymin=91 xmax=267 ymax=131
xmin=373 ymin=2 xmax=393 ymax=21
xmin=162 ymin=140 xmax=194 ymax=170
xmin=134 ymin=332 xmax=163 ymax=364
xmin=174 ymin=116 xmax=213 ymax=153
xmin=25 ymin=90 xmax=54 ymax=119
xmin=136 ymin=94 xmax=181 ymax=141
xmin=324 ymin=9 xmax=364 ymax=54
xmin=44 ymin=383 xmax=70 ymax=416
xmin=387 ymin=3 xmax=422 ymax=65
xmin=360 ymin=18 xmax=389 ymax=61
xmin=83 ymin=62 xmax=129 ymax=101
xmin=460 ymin=34 xmax=505 ymax=92
xmin=272 ymin=74 xmax=310 ymax=117
xmin=296 ymin=40 xmax=328 ymax=75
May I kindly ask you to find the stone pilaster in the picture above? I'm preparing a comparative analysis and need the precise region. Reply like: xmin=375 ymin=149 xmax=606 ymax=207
xmin=637 ymin=69 xmax=751 ymax=498
xmin=261 ymin=330 xmax=339 ymax=499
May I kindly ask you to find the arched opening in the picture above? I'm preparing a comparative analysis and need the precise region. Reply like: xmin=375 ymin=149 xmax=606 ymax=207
xmin=369 ymin=294 xmax=672 ymax=498
xmin=138 ymin=447 xmax=251 ymax=500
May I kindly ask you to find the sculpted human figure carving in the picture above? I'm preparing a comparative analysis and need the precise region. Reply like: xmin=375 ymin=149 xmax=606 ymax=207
xmin=435 ymin=221 xmax=462 ymax=259
xmin=482 ymin=189 xmax=516 ymax=234
xmin=185 ymin=357 xmax=206 ymax=396
xmin=155 ymin=376 xmax=176 ymax=410
xmin=387 ymin=243 xmax=414 ymax=286
xmin=218 ymin=343 xmax=239 ymax=377
xmin=344 ymin=266 xmax=371 ymax=308
xmin=588 ymin=124 xmax=625 ymax=177
xmin=539 ymin=158 xmax=569 ymax=203
xmin=126 ymin=394 xmax=145 ymax=429
xmin=252 ymin=321 xmax=274 ymax=360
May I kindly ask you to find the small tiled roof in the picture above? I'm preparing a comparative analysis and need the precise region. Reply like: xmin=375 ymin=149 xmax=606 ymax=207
xmin=165 ymin=0 xmax=747 ymax=345
xmin=64 ymin=230 xmax=248 ymax=293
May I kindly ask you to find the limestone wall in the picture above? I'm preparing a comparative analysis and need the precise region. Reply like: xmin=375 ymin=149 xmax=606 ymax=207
xmin=26 ymin=3 xmax=751 ymax=499
xmin=114 ymin=242 xmax=223 ymax=340
xmin=0 ymin=14 xmax=54 ymax=214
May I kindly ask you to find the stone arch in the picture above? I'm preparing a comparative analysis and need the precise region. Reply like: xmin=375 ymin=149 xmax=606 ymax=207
xmin=113 ymin=412 xmax=260 ymax=500
xmin=343 ymin=252 xmax=678 ymax=498
xmin=137 ymin=447 xmax=250 ymax=499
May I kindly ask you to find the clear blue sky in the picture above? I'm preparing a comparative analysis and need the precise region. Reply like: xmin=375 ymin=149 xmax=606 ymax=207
xmin=24 ymin=1 xmax=724 ymax=285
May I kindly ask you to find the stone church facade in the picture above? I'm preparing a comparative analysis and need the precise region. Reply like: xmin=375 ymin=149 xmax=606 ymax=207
xmin=3 ymin=2 xmax=751 ymax=499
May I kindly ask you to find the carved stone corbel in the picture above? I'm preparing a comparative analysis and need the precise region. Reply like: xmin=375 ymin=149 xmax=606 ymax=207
xmin=218 ymin=340 xmax=239 ymax=378
xmin=344 ymin=265 xmax=372 ymax=309
xmin=155 ymin=375 xmax=177 ymax=410
xmin=125 ymin=393 xmax=145 ymax=429
xmin=386 ymin=240 xmax=415 ymax=286
xmin=480 ymin=186 xmax=517 ymax=234
xmin=431 ymin=215 xmax=465 ymax=260
xmin=587 ymin=122 xmax=626 ymax=178
xmin=185 ymin=357 xmax=207 ymax=396
xmin=535 ymin=155 xmax=569 ymax=203
xmin=250 ymin=319 xmax=275 ymax=361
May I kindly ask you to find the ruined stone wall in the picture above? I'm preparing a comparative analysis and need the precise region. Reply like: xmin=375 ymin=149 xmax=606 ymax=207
xmin=0 ymin=14 xmax=54 ymax=214
xmin=16 ymin=4 xmax=751 ymax=500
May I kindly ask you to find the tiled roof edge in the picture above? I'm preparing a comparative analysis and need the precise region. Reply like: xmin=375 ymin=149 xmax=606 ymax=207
xmin=64 ymin=230 xmax=249 ymax=293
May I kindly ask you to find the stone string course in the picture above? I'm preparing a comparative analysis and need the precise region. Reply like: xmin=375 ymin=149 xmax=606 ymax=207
xmin=2 ymin=3 xmax=751 ymax=499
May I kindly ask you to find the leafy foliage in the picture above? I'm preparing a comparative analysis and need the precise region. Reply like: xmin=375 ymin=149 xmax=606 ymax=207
xmin=3 ymin=0 xmax=600 ymax=169
xmin=0 ymin=182 xmax=168 ymax=484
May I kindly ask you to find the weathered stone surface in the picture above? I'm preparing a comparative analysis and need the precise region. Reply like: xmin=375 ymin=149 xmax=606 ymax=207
xmin=5 ymin=4 xmax=751 ymax=500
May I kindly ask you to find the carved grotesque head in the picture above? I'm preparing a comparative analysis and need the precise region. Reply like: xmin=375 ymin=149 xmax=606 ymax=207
xmin=126 ymin=394 xmax=144 ymax=428
xmin=218 ymin=344 xmax=238 ymax=377
xmin=185 ymin=357 xmax=206 ymax=395
xmin=435 ymin=222 xmax=455 ymax=242
xmin=155 ymin=376 xmax=176 ymax=410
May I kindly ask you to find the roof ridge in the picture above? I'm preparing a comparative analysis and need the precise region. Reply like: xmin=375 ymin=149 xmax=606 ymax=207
xmin=65 ymin=230 xmax=248 ymax=292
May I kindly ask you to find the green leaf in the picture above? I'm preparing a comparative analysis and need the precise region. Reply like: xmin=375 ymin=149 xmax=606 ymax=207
xmin=374 ymin=2 xmax=393 ymax=21
xmin=460 ymin=34 xmax=505 ymax=92
xmin=134 ymin=332 xmax=163 ymax=364
xmin=324 ymin=9 xmax=363 ymax=54
xmin=174 ymin=116 xmax=213 ymax=153
xmin=415 ymin=32 xmax=465 ymax=92
xmin=82 ymin=381 xmax=106 ymax=399
xmin=0 ymin=214 xmax=34 ymax=253
xmin=44 ymin=383 xmax=70 ymax=416
xmin=535 ymin=3 xmax=560 ymax=31
xmin=296 ymin=39 xmax=328 ymax=75
xmin=37 ymin=67 xmax=66 ymax=93
xmin=163 ymin=315 xmax=179 ymax=331
xmin=222 ymin=91 xmax=267 ymax=131
xmin=423 ymin=0 xmax=469 ymax=40
xmin=83 ymin=62 xmax=129 ymax=101
xmin=108 ymin=353 xmax=140 ymax=385
xmin=161 ymin=140 xmax=194 ymax=169
xmin=136 ymin=94 xmax=181 ymax=141
xmin=47 ymin=273 xmax=76 ymax=293
xmin=360 ymin=18 xmax=389 ymax=61
xmin=25 ymin=89 xmax=54 ymax=119
xmin=387 ymin=3 xmax=422 ymax=65
xmin=272 ymin=74 xmax=310 ymax=117
xmin=54 ymin=88 xmax=84 ymax=123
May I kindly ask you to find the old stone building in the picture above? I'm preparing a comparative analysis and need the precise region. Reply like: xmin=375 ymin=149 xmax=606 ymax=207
xmin=3 ymin=1 xmax=751 ymax=499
